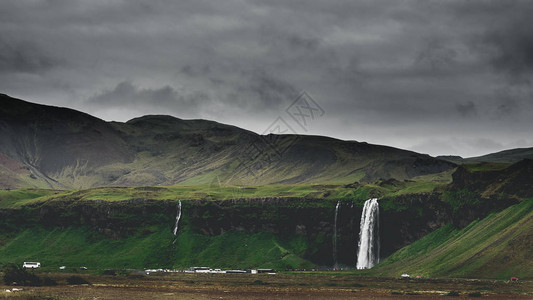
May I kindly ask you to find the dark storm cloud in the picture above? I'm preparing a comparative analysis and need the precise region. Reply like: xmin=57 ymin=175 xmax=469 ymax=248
xmin=181 ymin=65 xmax=212 ymax=77
xmin=239 ymin=69 xmax=299 ymax=109
xmin=487 ymin=28 xmax=533 ymax=77
xmin=475 ymin=2 xmax=533 ymax=81
xmin=493 ymin=88 xmax=522 ymax=118
xmin=1 ymin=0 xmax=532 ymax=157
xmin=88 ymin=81 xmax=208 ymax=113
xmin=456 ymin=101 xmax=477 ymax=117
xmin=414 ymin=39 xmax=458 ymax=71
xmin=0 ymin=40 xmax=60 ymax=74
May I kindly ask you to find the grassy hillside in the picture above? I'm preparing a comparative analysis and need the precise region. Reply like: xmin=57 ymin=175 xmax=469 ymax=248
xmin=0 ymin=225 xmax=314 ymax=271
xmin=371 ymin=198 xmax=533 ymax=279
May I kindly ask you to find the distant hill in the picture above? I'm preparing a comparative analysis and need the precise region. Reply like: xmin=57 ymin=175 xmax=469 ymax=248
xmin=436 ymin=155 xmax=464 ymax=164
xmin=464 ymin=147 xmax=533 ymax=163
xmin=0 ymin=93 xmax=457 ymax=189
xmin=437 ymin=148 xmax=533 ymax=165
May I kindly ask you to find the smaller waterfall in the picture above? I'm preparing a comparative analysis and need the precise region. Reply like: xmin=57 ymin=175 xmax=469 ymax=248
xmin=333 ymin=201 xmax=341 ymax=267
xmin=173 ymin=200 xmax=182 ymax=236
xmin=356 ymin=198 xmax=380 ymax=269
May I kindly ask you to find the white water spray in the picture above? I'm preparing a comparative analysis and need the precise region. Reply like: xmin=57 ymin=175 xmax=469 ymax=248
xmin=356 ymin=198 xmax=380 ymax=269
xmin=173 ymin=200 xmax=182 ymax=236
xmin=333 ymin=201 xmax=341 ymax=267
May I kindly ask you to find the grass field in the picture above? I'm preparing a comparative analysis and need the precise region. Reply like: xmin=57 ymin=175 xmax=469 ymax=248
xmin=0 ymin=179 xmax=448 ymax=209
xmin=0 ymin=223 xmax=315 ymax=271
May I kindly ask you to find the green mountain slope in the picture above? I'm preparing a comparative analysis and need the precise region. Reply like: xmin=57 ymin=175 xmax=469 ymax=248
xmin=372 ymin=198 xmax=533 ymax=279
xmin=0 ymin=93 xmax=456 ymax=188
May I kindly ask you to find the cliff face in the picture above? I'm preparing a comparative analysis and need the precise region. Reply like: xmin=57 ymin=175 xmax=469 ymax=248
xmin=0 ymin=199 xmax=176 ymax=239
xmin=380 ymin=193 xmax=452 ymax=257
xmin=0 ymin=194 xmax=475 ymax=267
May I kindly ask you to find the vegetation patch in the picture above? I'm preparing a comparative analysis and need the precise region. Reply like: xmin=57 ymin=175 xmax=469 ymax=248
xmin=2 ymin=264 xmax=42 ymax=286
xmin=371 ymin=198 xmax=533 ymax=279
xmin=67 ymin=275 xmax=90 ymax=285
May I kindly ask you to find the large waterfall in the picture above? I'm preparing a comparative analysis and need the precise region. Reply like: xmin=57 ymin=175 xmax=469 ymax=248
xmin=332 ymin=200 xmax=341 ymax=267
xmin=356 ymin=198 xmax=380 ymax=269
xmin=173 ymin=200 xmax=182 ymax=236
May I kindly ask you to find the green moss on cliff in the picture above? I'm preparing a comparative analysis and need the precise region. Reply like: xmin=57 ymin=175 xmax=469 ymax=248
xmin=442 ymin=188 xmax=481 ymax=213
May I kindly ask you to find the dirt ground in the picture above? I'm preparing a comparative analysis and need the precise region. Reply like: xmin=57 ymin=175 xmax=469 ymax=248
xmin=1 ymin=272 xmax=532 ymax=299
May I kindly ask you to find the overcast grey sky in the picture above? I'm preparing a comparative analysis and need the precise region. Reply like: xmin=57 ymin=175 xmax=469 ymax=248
xmin=1 ymin=0 xmax=532 ymax=157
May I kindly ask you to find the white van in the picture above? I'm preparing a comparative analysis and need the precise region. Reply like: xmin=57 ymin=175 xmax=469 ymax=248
xmin=23 ymin=262 xmax=41 ymax=268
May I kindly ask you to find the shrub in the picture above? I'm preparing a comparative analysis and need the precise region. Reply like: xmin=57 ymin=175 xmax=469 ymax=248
xmin=468 ymin=292 xmax=482 ymax=297
xmin=42 ymin=277 xmax=58 ymax=286
xmin=391 ymin=291 xmax=403 ymax=295
xmin=2 ymin=264 xmax=42 ymax=286
xmin=250 ymin=279 xmax=268 ymax=285
xmin=102 ymin=269 xmax=117 ymax=276
xmin=67 ymin=275 xmax=90 ymax=285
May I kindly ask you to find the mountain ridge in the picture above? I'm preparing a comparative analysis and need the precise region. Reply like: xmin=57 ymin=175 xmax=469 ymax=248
xmin=465 ymin=147 xmax=533 ymax=163
xmin=5 ymin=93 xmax=528 ymax=190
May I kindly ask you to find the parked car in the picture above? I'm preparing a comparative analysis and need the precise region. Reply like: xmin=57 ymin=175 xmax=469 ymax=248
xmin=401 ymin=273 xmax=410 ymax=278
xmin=80 ymin=266 xmax=88 ymax=270
xmin=59 ymin=266 xmax=66 ymax=270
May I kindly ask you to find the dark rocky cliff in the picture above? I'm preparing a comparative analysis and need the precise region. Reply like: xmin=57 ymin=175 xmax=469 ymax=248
xmin=1 ymin=185 xmax=521 ymax=267
xmin=0 ymin=194 xmax=476 ymax=267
